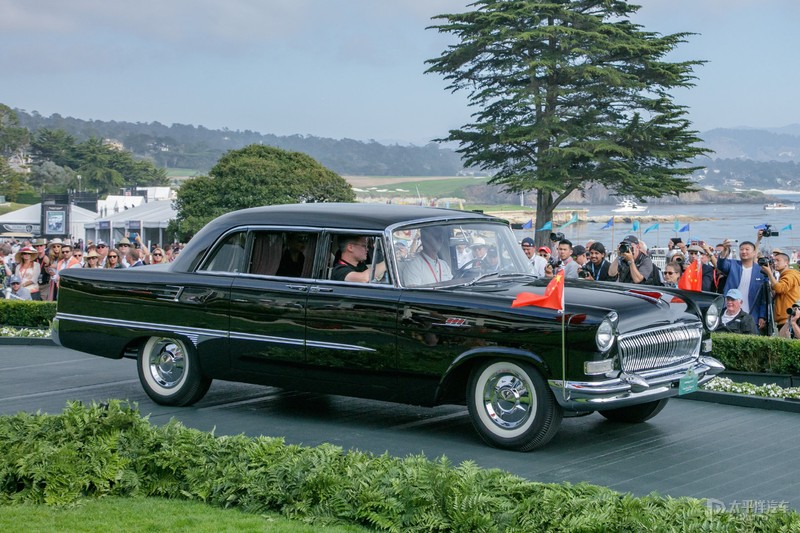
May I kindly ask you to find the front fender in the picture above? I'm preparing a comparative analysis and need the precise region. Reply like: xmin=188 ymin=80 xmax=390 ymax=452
xmin=434 ymin=346 xmax=552 ymax=405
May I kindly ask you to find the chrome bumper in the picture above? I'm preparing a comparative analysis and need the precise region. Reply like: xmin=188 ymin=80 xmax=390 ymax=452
xmin=548 ymin=356 xmax=725 ymax=412
xmin=50 ymin=317 xmax=61 ymax=346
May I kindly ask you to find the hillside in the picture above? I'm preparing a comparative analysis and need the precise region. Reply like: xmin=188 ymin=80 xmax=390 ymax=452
xmin=14 ymin=110 xmax=469 ymax=177
xmin=12 ymin=108 xmax=800 ymax=191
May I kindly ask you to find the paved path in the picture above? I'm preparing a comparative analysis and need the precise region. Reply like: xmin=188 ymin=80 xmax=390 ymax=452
xmin=2 ymin=344 xmax=798 ymax=512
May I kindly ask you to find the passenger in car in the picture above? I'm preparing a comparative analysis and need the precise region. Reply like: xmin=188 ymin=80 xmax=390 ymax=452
xmin=331 ymin=236 xmax=385 ymax=283
xmin=401 ymin=226 xmax=453 ymax=286
xmin=275 ymin=233 xmax=306 ymax=277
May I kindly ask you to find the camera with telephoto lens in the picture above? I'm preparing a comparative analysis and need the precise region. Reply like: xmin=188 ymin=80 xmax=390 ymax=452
xmin=788 ymin=305 xmax=799 ymax=317
xmin=618 ymin=242 xmax=632 ymax=255
xmin=757 ymin=256 xmax=774 ymax=267
xmin=761 ymin=224 xmax=779 ymax=238
xmin=578 ymin=269 xmax=590 ymax=279
xmin=549 ymin=232 xmax=565 ymax=243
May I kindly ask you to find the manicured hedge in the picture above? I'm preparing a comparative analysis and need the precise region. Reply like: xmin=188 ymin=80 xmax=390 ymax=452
xmin=1 ymin=401 xmax=797 ymax=531
xmin=0 ymin=300 xmax=57 ymax=328
xmin=712 ymin=332 xmax=800 ymax=375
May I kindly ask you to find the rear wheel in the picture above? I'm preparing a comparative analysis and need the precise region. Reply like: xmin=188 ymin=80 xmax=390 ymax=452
xmin=599 ymin=398 xmax=669 ymax=423
xmin=467 ymin=360 xmax=562 ymax=451
xmin=137 ymin=336 xmax=211 ymax=406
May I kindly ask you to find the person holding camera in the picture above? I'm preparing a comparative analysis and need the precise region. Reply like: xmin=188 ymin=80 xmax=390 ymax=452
xmin=607 ymin=235 xmax=653 ymax=284
xmin=779 ymin=301 xmax=800 ymax=339
xmin=581 ymin=242 xmax=612 ymax=281
xmin=704 ymin=240 xmax=769 ymax=332
xmin=761 ymin=251 xmax=800 ymax=332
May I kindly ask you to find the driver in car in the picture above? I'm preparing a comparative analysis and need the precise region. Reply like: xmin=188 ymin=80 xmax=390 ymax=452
xmin=400 ymin=226 xmax=453 ymax=286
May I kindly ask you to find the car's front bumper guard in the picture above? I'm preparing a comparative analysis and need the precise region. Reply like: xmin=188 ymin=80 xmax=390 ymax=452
xmin=548 ymin=356 xmax=725 ymax=412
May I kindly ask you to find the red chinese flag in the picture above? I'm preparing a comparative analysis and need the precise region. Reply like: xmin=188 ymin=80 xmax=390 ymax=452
xmin=678 ymin=259 xmax=703 ymax=291
xmin=513 ymin=273 xmax=565 ymax=311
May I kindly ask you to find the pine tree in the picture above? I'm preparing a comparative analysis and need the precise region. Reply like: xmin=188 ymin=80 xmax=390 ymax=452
xmin=426 ymin=0 xmax=710 ymax=244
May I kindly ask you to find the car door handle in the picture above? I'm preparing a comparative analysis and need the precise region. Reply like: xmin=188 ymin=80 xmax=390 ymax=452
xmin=309 ymin=286 xmax=333 ymax=293
xmin=286 ymin=284 xmax=309 ymax=292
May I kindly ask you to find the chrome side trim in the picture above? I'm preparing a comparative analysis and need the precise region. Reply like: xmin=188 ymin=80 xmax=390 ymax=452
xmin=56 ymin=313 xmax=227 ymax=347
xmin=55 ymin=312 xmax=376 ymax=353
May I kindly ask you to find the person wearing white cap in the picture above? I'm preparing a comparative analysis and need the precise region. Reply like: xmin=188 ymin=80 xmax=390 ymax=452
xmin=718 ymin=288 xmax=758 ymax=335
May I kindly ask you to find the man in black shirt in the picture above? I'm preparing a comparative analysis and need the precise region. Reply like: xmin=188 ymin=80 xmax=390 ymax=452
xmin=331 ymin=236 xmax=385 ymax=283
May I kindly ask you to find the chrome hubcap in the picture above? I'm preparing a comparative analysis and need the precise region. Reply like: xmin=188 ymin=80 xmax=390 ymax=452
xmin=149 ymin=340 xmax=186 ymax=388
xmin=483 ymin=372 xmax=533 ymax=430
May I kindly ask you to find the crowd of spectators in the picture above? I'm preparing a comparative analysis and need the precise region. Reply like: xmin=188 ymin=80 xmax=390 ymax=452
xmin=2 ymin=235 xmax=185 ymax=301
xmin=520 ymin=228 xmax=800 ymax=338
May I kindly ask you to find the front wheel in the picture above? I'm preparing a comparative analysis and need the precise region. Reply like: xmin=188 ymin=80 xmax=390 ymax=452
xmin=599 ymin=398 xmax=669 ymax=423
xmin=467 ymin=360 xmax=562 ymax=451
xmin=137 ymin=336 xmax=211 ymax=406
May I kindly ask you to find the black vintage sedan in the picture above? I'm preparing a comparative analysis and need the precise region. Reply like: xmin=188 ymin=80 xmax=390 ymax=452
xmin=53 ymin=203 xmax=724 ymax=451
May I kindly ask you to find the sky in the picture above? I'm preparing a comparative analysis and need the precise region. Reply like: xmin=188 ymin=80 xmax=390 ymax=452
xmin=2 ymin=0 xmax=799 ymax=145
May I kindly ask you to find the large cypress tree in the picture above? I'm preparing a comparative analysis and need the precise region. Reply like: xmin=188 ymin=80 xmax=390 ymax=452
xmin=426 ymin=0 xmax=709 ymax=244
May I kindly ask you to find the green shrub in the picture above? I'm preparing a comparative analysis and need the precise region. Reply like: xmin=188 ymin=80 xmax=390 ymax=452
xmin=712 ymin=332 xmax=800 ymax=375
xmin=0 ymin=300 xmax=56 ymax=328
xmin=1 ymin=401 xmax=798 ymax=531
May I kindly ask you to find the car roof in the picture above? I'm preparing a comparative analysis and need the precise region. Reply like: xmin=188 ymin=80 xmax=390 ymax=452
xmin=213 ymin=203 xmax=500 ymax=231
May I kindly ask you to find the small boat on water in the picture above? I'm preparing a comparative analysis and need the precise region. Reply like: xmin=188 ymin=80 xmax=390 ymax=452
xmin=613 ymin=198 xmax=648 ymax=213
xmin=764 ymin=202 xmax=796 ymax=210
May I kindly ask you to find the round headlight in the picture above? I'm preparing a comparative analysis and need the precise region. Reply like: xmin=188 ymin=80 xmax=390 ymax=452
xmin=596 ymin=312 xmax=618 ymax=352
xmin=705 ymin=296 xmax=723 ymax=330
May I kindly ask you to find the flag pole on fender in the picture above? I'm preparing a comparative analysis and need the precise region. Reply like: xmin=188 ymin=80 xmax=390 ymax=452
xmin=512 ymin=273 xmax=567 ymax=398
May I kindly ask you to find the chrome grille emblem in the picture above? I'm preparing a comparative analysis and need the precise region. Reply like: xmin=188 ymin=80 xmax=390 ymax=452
xmin=617 ymin=324 xmax=703 ymax=373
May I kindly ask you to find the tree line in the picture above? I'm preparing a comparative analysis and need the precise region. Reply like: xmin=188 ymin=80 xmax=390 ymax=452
xmin=13 ymin=109 xmax=468 ymax=176
xmin=1 ymin=104 xmax=168 ymax=202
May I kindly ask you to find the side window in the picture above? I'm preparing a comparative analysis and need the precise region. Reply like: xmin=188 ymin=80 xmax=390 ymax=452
xmin=249 ymin=231 xmax=317 ymax=278
xmin=198 ymin=231 xmax=247 ymax=273
xmin=327 ymin=233 xmax=391 ymax=284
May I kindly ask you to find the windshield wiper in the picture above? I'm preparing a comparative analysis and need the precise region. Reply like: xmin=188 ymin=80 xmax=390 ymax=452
xmin=467 ymin=272 xmax=539 ymax=286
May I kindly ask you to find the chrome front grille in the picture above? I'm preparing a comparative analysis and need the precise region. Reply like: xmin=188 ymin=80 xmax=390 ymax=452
xmin=617 ymin=324 xmax=703 ymax=373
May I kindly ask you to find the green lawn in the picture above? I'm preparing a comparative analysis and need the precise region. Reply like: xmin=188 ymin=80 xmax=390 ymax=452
xmin=0 ymin=202 xmax=30 ymax=216
xmin=164 ymin=168 xmax=203 ymax=177
xmin=356 ymin=177 xmax=489 ymax=198
xmin=0 ymin=497 xmax=371 ymax=533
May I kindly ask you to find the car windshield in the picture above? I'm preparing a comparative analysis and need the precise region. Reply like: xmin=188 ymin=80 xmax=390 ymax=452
xmin=392 ymin=221 xmax=534 ymax=287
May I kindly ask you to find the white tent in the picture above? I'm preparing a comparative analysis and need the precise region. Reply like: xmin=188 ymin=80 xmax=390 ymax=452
xmin=83 ymin=199 xmax=177 ymax=248
xmin=0 ymin=203 xmax=97 ymax=242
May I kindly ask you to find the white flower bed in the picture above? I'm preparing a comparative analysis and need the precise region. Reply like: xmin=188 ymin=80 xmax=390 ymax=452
xmin=0 ymin=327 xmax=51 ymax=338
xmin=702 ymin=377 xmax=800 ymax=400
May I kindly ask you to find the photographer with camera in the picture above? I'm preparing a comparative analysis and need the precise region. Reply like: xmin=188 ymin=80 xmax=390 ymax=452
xmin=761 ymin=251 xmax=800 ymax=332
xmin=580 ymin=242 xmax=612 ymax=281
xmin=779 ymin=301 xmax=800 ymax=339
xmin=704 ymin=239 xmax=769 ymax=333
xmin=607 ymin=235 xmax=653 ymax=284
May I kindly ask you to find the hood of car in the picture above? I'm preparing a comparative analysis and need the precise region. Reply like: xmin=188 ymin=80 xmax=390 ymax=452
xmin=445 ymin=277 xmax=699 ymax=333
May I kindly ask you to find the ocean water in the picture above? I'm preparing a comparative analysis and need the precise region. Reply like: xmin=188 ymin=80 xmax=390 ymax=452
xmin=516 ymin=198 xmax=800 ymax=253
